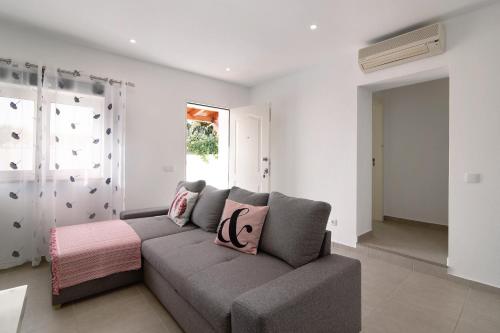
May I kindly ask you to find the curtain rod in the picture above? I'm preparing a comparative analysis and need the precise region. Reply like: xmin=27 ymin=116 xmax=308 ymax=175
xmin=0 ymin=57 xmax=135 ymax=87
xmin=58 ymin=68 xmax=135 ymax=87
xmin=57 ymin=68 xmax=135 ymax=87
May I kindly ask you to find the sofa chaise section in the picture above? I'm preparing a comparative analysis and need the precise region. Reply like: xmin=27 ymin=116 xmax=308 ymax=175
xmin=126 ymin=215 xmax=197 ymax=241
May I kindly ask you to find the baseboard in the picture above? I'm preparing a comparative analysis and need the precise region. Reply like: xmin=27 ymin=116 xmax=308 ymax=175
xmin=383 ymin=215 xmax=448 ymax=230
xmin=357 ymin=230 xmax=373 ymax=242
xmin=333 ymin=241 xmax=500 ymax=295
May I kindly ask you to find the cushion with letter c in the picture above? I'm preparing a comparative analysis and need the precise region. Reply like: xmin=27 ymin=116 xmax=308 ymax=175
xmin=214 ymin=199 xmax=269 ymax=255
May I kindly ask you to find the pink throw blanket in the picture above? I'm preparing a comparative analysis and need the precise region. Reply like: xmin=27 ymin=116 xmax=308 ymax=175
xmin=50 ymin=220 xmax=141 ymax=295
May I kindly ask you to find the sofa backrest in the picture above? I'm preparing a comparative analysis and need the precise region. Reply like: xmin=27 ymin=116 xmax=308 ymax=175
xmin=228 ymin=186 xmax=269 ymax=206
xmin=259 ymin=192 xmax=331 ymax=268
xmin=191 ymin=185 xmax=230 ymax=232
xmin=319 ymin=230 xmax=332 ymax=257
xmin=176 ymin=180 xmax=206 ymax=193
xmin=187 ymin=183 xmax=332 ymax=266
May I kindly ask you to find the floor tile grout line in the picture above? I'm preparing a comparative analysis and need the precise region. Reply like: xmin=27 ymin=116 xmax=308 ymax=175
xmin=349 ymin=243 xmax=486 ymax=293
xmin=384 ymin=271 xmax=413 ymax=304
xmin=361 ymin=257 xmax=413 ymax=319
xmin=136 ymin=283 xmax=173 ymax=331
xmin=367 ymin=261 xmax=468 ymax=327
xmin=451 ymin=286 xmax=470 ymax=333
xmin=69 ymin=304 xmax=82 ymax=333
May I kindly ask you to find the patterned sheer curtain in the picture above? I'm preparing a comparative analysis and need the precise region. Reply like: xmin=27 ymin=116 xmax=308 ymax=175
xmin=0 ymin=59 xmax=126 ymax=269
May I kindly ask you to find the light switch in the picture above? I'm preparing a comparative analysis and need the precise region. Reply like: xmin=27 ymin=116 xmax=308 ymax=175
xmin=464 ymin=173 xmax=481 ymax=184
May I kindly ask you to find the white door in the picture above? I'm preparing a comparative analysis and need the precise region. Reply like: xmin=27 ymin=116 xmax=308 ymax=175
xmin=229 ymin=105 xmax=270 ymax=192
xmin=372 ymin=98 xmax=384 ymax=221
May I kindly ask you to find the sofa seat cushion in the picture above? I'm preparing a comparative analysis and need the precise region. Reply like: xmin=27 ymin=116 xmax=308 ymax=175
xmin=142 ymin=229 xmax=240 ymax=294
xmin=185 ymin=253 xmax=292 ymax=332
xmin=141 ymin=229 xmax=292 ymax=333
xmin=126 ymin=215 xmax=197 ymax=241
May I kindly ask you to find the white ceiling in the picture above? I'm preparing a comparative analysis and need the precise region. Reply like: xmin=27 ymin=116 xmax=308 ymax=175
xmin=0 ymin=0 xmax=492 ymax=86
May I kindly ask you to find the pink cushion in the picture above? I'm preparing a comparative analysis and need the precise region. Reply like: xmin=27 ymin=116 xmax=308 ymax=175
xmin=214 ymin=199 xmax=269 ymax=255
xmin=168 ymin=186 xmax=199 ymax=226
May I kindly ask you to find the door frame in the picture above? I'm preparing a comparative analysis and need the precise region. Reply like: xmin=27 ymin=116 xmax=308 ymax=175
xmin=356 ymin=67 xmax=450 ymax=240
xmin=184 ymin=102 xmax=230 ymax=187
xmin=372 ymin=96 xmax=384 ymax=222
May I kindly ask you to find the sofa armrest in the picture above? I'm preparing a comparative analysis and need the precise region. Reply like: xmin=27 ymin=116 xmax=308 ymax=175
xmin=231 ymin=254 xmax=361 ymax=333
xmin=119 ymin=206 xmax=169 ymax=220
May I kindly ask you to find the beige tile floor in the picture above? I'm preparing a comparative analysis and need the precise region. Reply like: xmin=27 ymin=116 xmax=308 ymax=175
xmin=0 ymin=263 xmax=182 ymax=333
xmin=359 ymin=220 xmax=448 ymax=265
xmin=1 ymin=250 xmax=499 ymax=333
xmin=333 ymin=246 xmax=500 ymax=333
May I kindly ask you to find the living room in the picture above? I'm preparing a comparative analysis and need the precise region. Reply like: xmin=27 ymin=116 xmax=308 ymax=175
xmin=0 ymin=1 xmax=499 ymax=333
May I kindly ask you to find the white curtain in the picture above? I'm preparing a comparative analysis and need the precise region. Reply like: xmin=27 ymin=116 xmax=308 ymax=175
xmin=0 ymin=60 xmax=126 ymax=269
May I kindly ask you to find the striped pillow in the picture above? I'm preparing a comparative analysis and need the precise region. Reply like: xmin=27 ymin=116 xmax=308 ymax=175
xmin=168 ymin=187 xmax=199 ymax=227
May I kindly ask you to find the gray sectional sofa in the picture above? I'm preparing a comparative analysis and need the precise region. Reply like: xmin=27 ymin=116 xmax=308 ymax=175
xmin=53 ymin=180 xmax=361 ymax=333
xmin=122 ymin=181 xmax=361 ymax=333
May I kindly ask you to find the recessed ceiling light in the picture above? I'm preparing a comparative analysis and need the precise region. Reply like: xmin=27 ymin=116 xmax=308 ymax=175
xmin=129 ymin=39 xmax=137 ymax=44
xmin=309 ymin=24 xmax=318 ymax=31
xmin=225 ymin=67 xmax=231 ymax=72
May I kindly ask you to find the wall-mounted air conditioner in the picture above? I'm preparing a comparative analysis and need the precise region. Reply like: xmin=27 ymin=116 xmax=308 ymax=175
xmin=358 ymin=23 xmax=445 ymax=73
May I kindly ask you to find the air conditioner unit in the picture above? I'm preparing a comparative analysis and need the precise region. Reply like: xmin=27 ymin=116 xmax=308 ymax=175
xmin=358 ymin=23 xmax=445 ymax=73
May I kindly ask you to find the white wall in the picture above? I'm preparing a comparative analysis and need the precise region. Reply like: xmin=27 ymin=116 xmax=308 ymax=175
xmin=252 ymin=3 xmax=500 ymax=287
xmin=377 ymin=79 xmax=449 ymax=225
xmin=253 ymin=63 xmax=360 ymax=246
xmin=0 ymin=21 xmax=250 ymax=209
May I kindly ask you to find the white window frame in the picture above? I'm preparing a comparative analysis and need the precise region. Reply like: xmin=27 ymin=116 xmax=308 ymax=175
xmin=0 ymin=82 xmax=37 ymax=182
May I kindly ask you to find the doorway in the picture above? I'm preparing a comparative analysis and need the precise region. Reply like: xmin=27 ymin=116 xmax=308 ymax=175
xmin=185 ymin=103 xmax=229 ymax=188
xmin=185 ymin=103 xmax=271 ymax=192
xmin=357 ymin=75 xmax=449 ymax=266
xmin=229 ymin=105 xmax=270 ymax=192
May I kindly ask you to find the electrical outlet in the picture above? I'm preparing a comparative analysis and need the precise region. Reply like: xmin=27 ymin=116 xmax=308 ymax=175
xmin=464 ymin=173 xmax=480 ymax=183
xmin=330 ymin=219 xmax=338 ymax=227
xmin=162 ymin=165 xmax=175 ymax=173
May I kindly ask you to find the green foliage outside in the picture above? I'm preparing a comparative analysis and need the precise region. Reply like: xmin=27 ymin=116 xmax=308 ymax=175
xmin=186 ymin=121 xmax=218 ymax=162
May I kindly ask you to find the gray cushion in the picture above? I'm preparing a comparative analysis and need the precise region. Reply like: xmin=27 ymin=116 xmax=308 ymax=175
xmin=228 ymin=186 xmax=269 ymax=206
xmin=141 ymin=229 xmax=292 ymax=332
xmin=186 ymin=251 xmax=293 ymax=332
xmin=126 ymin=215 xmax=197 ymax=241
xmin=141 ymin=229 xmax=239 ymax=294
xmin=176 ymin=180 xmax=206 ymax=193
xmin=260 ymin=192 xmax=331 ymax=268
xmin=186 ymin=252 xmax=292 ymax=333
xmin=191 ymin=186 xmax=230 ymax=232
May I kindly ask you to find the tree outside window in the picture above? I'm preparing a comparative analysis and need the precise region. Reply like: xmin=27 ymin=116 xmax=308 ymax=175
xmin=186 ymin=121 xmax=218 ymax=162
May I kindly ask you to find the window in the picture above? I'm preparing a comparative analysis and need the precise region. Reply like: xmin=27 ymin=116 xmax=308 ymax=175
xmin=0 ymin=84 xmax=106 ymax=182
xmin=0 ymin=83 xmax=36 ymax=181
xmin=47 ymin=92 xmax=105 ymax=179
